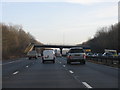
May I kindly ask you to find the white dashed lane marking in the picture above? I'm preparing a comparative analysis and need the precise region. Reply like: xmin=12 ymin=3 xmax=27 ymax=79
xmin=69 ymin=70 xmax=74 ymax=74
xmin=63 ymin=65 xmax=66 ymax=67
xmin=13 ymin=71 xmax=19 ymax=75
xmin=82 ymin=82 xmax=92 ymax=88
xmin=26 ymin=65 xmax=29 ymax=68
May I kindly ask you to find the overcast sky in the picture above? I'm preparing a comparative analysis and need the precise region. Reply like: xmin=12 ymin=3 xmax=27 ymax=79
xmin=1 ymin=0 xmax=119 ymax=45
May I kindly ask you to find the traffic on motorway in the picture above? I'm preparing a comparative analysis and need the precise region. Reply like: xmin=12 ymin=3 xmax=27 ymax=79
xmin=26 ymin=47 xmax=120 ymax=63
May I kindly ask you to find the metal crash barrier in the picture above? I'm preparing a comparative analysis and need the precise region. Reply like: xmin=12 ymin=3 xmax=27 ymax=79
xmin=86 ymin=56 xmax=120 ymax=67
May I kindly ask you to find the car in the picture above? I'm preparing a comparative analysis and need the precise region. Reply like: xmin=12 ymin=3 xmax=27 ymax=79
xmin=102 ymin=52 xmax=113 ymax=57
xmin=56 ymin=53 xmax=62 ymax=57
xmin=67 ymin=47 xmax=86 ymax=64
xmin=92 ymin=53 xmax=98 ymax=57
xmin=27 ymin=50 xmax=37 ymax=60
xmin=37 ymin=53 xmax=41 ymax=57
xmin=42 ymin=49 xmax=56 ymax=63
xmin=96 ymin=53 xmax=103 ymax=57
xmin=86 ymin=53 xmax=93 ymax=57
xmin=118 ymin=53 xmax=120 ymax=58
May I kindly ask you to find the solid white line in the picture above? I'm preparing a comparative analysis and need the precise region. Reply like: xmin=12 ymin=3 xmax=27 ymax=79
xmin=13 ymin=71 xmax=19 ymax=75
xmin=69 ymin=70 xmax=74 ymax=74
xmin=82 ymin=82 xmax=92 ymax=88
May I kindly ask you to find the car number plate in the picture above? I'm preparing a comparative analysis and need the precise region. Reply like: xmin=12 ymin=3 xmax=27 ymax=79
xmin=75 ymin=54 xmax=80 ymax=56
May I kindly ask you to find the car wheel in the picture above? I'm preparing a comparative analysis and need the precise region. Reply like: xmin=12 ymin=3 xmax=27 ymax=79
xmin=29 ymin=57 xmax=31 ymax=60
xmin=53 ymin=60 xmax=55 ymax=63
xmin=42 ymin=60 xmax=44 ymax=63
xmin=81 ymin=60 xmax=86 ymax=64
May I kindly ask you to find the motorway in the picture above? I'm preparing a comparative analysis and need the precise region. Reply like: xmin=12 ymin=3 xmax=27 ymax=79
xmin=2 ymin=57 xmax=119 ymax=89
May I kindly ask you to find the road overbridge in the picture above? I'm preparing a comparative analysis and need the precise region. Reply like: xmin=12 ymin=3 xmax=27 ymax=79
xmin=34 ymin=44 xmax=90 ymax=55
xmin=24 ymin=43 xmax=90 ymax=55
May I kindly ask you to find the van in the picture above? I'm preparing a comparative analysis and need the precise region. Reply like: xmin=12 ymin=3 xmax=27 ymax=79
xmin=42 ymin=49 xmax=56 ymax=63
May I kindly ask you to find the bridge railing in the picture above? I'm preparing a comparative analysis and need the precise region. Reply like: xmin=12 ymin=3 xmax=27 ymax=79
xmin=24 ymin=43 xmax=34 ymax=53
xmin=86 ymin=56 xmax=120 ymax=67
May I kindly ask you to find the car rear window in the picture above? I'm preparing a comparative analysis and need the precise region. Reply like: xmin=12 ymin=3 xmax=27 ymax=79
xmin=69 ymin=49 xmax=84 ymax=53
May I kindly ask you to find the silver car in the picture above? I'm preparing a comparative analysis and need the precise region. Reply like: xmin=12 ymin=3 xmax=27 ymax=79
xmin=67 ymin=47 xmax=86 ymax=64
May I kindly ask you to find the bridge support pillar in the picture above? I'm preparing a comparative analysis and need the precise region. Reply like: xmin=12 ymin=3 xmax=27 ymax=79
xmin=60 ymin=48 xmax=63 ymax=55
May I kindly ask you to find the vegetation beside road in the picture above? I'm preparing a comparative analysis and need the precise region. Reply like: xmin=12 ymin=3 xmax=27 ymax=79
xmin=81 ymin=23 xmax=119 ymax=53
xmin=1 ymin=22 xmax=119 ymax=60
xmin=1 ymin=23 xmax=42 ymax=60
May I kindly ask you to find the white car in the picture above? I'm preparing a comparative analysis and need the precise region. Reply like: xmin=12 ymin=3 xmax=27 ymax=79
xmin=42 ymin=49 xmax=56 ymax=63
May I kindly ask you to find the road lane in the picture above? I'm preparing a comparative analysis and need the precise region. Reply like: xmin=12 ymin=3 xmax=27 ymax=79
xmin=3 ymin=58 xmax=85 ymax=88
xmin=2 ymin=57 xmax=119 ymax=88
xmin=57 ymin=57 xmax=118 ymax=88
xmin=2 ymin=58 xmax=37 ymax=77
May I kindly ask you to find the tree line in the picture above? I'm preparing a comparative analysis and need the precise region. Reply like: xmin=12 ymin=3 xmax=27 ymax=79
xmin=1 ymin=22 xmax=119 ymax=59
xmin=81 ymin=22 xmax=119 ymax=53
xmin=1 ymin=23 xmax=42 ymax=60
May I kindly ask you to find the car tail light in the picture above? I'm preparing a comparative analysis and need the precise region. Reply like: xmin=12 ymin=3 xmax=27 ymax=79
xmin=68 ymin=55 xmax=72 ymax=59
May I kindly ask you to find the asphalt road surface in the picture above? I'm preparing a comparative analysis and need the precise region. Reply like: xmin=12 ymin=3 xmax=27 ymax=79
xmin=2 ymin=57 xmax=119 ymax=89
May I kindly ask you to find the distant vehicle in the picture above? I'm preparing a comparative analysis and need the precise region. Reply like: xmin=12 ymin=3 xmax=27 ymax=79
xmin=86 ymin=53 xmax=93 ymax=57
xmin=54 ymin=50 xmax=62 ymax=57
xmin=56 ymin=53 xmax=62 ymax=57
xmin=103 ymin=49 xmax=118 ymax=57
xmin=102 ymin=52 xmax=113 ymax=57
xmin=37 ymin=53 xmax=41 ymax=57
xmin=27 ymin=50 xmax=37 ymax=60
xmin=92 ymin=53 xmax=98 ymax=57
xmin=67 ymin=47 xmax=86 ymax=64
xmin=42 ymin=49 xmax=56 ymax=63
xmin=62 ymin=49 xmax=69 ymax=56
xmin=96 ymin=53 xmax=103 ymax=57
xmin=118 ymin=53 xmax=120 ymax=56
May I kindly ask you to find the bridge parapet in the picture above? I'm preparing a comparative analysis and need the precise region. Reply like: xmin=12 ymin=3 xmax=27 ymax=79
xmin=24 ymin=43 xmax=34 ymax=53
